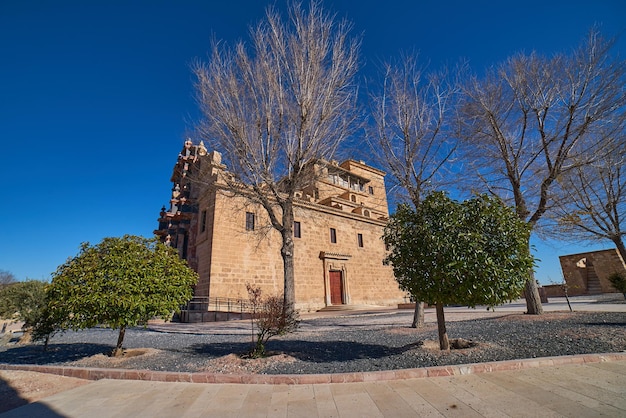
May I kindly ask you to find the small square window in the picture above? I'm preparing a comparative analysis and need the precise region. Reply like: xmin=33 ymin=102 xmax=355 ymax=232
xmin=294 ymin=221 xmax=301 ymax=238
xmin=357 ymin=233 xmax=363 ymax=248
xmin=330 ymin=228 xmax=337 ymax=244
xmin=245 ymin=212 xmax=255 ymax=231
xmin=368 ymin=186 xmax=374 ymax=195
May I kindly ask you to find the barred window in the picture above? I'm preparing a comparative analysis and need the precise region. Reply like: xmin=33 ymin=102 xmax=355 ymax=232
xmin=245 ymin=212 xmax=255 ymax=231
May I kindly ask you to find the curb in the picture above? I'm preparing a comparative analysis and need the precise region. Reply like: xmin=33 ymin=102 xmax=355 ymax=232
xmin=1 ymin=353 xmax=625 ymax=385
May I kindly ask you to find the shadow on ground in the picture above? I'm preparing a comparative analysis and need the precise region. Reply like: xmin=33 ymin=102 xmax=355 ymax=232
xmin=189 ymin=340 xmax=424 ymax=362
xmin=0 ymin=343 xmax=112 ymax=365
xmin=0 ymin=374 xmax=67 ymax=416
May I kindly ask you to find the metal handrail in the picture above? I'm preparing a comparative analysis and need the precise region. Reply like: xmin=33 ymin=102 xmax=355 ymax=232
xmin=184 ymin=296 xmax=254 ymax=313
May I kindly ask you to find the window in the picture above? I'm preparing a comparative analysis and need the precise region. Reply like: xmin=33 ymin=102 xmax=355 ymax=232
xmin=330 ymin=228 xmax=337 ymax=244
xmin=294 ymin=221 xmax=301 ymax=238
xmin=245 ymin=212 xmax=255 ymax=231
xmin=350 ymin=179 xmax=365 ymax=192
xmin=368 ymin=186 xmax=374 ymax=195
xmin=350 ymin=194 xmax=356 ymax=203
xmin=200 ymin=210 xmax=207 ymax=233
xmin=357 ymin=233 xmax=364 ymax=248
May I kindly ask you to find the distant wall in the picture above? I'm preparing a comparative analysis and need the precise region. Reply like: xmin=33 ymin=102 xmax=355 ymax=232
xmin=559 ymin=249 xmax=626 ymax=295
xmin=542 ymin=284 xmax=566 ymax=298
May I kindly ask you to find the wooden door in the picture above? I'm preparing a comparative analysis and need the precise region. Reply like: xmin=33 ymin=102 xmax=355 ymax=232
xmin=329 ymin=270 xmax=344 ymax=305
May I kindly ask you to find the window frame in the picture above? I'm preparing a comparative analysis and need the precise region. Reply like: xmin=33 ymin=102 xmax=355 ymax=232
xmin=245 ymin=212 xmax=255 ymax=231
xmin=200 ymin=209 xmax=207 ymax=233
xmin=330 ymin=227 xmax=337 ymax=244
xmin=294 ymin=221 xmax=301 ymax=238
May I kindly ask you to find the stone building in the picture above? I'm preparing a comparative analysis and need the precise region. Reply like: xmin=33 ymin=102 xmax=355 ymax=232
xmin=155 ymin=141 xmax=405 ymax=314
xmin=558 ymin=249 xmax=626 ymax=296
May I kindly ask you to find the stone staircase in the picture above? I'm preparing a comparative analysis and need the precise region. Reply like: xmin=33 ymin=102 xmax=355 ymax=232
xmin=586 ymin=263 xmax=603 ymax=294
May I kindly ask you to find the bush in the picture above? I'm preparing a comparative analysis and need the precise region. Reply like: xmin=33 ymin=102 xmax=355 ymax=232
xmin=608 ymin=272 xmax=626 ymax=298
xmin=246 ymin=284 xmax=299 ymax=358
xmin=34 ymin=235 xmax=198 ymax=355
xmin=0 ymin=280 xmax=47 ymax=331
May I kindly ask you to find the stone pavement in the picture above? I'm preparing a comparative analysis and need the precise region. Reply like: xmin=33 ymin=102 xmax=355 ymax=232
xmin=2 ymin=358 xmax=625 ymax=417
xmin=1 ymin=296 xmax=625 ymax=417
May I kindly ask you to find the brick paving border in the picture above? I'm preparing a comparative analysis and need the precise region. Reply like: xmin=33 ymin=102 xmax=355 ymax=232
xmin=1 ymin=353 xmax=625 ymax=385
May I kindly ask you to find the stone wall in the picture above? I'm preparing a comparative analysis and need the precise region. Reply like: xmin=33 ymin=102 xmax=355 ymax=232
xmin=194 ymin=190 xmax=404 ymax=312
xmin=559 ymin=249 xmax=626 ymax=296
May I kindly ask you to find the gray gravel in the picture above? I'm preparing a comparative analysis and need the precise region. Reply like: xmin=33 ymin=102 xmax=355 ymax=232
xmin=1 ymin=310 xmax=625 ymax=374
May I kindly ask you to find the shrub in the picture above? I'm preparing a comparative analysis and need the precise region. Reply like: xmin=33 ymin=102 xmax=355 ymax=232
xmin=0 ymin=280 xmax=47 ymax=335
xmin=34 ymin=235 xmax=198 ymax=356
xmin=246 ymin=284 xmax=299 ymax=358
xmin=608 ymin=272 xmax=626 ymax=298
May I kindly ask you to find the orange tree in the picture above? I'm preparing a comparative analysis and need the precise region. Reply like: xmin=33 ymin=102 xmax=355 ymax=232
xmin=383 ymin=192 xmax=534 ymax=350
xmin=36 ymin=235 xmax=197 ymax=355
xmin=0 ymin=280 xmax=47 ymax=337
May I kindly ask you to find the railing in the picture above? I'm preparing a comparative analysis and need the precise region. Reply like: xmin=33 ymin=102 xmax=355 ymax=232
xmin=180 ymin=296 xmax=255 ymax=322
xmin=184 ymin=297 xmax=254 ymax=313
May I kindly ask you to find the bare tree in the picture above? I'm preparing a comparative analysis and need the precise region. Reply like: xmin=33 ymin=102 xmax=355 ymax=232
xmin=551 ymin=144 xmax=626 ymax=261
xmin=368 ymin=54 xmax=458 ymax=327
xmin=192 ymin=1 xmax=360 ymax=308
xmin=0 ymin=270 xmax=17 ymax=287
xmin=457 ymin=29 xmax=626 ymax=314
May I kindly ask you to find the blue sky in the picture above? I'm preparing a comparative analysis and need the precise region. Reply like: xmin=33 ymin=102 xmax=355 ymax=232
xmin=1 ymin=0 xmax=624 ymax=283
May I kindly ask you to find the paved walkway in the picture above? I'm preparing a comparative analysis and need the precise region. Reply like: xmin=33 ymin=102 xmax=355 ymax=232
xmin=1 ymin=296 xmax=625 ymax=417
xmin=2 ymin=359 xmax=626 ymax=417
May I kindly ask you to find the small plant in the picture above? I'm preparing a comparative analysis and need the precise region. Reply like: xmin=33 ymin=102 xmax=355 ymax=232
xmin=246 ymin=283 xmax=299 ymax=358
xmin=608 ymin=272 xmax=626 ymax=299
xmin=549 ymin=278 xmax=573 ymax=312
xmin=560 ymin=281 xmax=573 ymax=312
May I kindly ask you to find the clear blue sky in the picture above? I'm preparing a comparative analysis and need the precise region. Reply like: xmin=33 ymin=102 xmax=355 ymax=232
xmin=1 ymin=1 xmax=624 ymax=283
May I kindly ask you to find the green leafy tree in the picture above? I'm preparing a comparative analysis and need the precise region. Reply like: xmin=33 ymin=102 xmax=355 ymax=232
xmin=384 ymin=192 xmax=534 ymax=350
xmin=0 ymin=280 xmax=47 ymax=339
xmin=37 ymin=235 xmax=197 ymax=356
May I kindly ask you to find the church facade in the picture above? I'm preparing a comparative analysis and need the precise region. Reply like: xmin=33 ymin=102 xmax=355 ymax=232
xmin=155 ymin=140 xmax=405 ymax=312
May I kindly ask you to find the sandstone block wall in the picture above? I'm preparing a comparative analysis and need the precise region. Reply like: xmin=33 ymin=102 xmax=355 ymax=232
xmin=559 ymin=248 xmax=626 ymax=296
xmin=196 ymin=191 xmax=404 ymax=312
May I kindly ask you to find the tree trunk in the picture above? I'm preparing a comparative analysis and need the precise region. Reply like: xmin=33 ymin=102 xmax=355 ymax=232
xmin=523 ymin=240 xmax=543 ymax=315
xmin=435 ymin=303 xmax=449 ymax=350
xmin=281 ymin=203 xmax=296 ymax=310
xmin=613 ymin=237 xmax=626 ymax=265
xmin=113 ymin=326 xmax=126 ymax=357
xmin=411 ymin=301 xmax=425 ymax=328
xmin=524 ymin=275 xmax=544 ymax=315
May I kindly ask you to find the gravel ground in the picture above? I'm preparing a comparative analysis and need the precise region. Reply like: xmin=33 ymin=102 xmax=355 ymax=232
xmin=1 ymin=309 xmax=625 ymax=375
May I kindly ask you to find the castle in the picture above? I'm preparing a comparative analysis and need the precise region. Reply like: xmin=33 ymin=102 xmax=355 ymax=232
xmin=155 ymin=140 xmax=404 ymax=315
